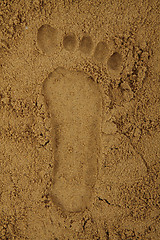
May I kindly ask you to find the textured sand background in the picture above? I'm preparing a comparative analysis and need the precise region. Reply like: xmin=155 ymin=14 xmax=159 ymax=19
xmin=0 ymin=0 xmax=160 ymax=239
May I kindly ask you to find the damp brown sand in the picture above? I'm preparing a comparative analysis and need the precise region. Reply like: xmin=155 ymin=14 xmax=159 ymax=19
xmin=0 ymin=1 xmax=160 ymax=239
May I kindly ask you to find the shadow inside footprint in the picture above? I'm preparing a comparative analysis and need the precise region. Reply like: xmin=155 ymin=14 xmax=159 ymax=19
xmin=37 ymin=24 xmax=57 ymax=54
xmin=43 ymin=67 xmax=102 ymax=212
xmin=94 ymin=41 xmax=109 ymax=62
xmin=107 ymin=52 xmax=122 ymax=70
xmin=79 ymin=35 xmax=93 ymax=55
xmin=63 ymin=33 xmax=76 ymax=52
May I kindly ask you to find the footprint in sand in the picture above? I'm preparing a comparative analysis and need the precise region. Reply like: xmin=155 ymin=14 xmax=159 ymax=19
xmin=37 ymin=25 xmax=123 ymax=212
xmin=43 ymin=68 xmax=102 ymax=212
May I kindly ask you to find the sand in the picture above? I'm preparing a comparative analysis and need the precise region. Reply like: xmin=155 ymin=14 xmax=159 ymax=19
xmin=0 ymin=0 xmax=160 ymax=239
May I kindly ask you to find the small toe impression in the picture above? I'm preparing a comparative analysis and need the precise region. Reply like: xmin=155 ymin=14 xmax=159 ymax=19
xmin=107 ymin=52 xmax=122 ymax=71
xmin=63 ymin=33 xmax=76 ymax=52
xmin=79 ymin=35 xmax=93 ymax=55
xmin=37 ymin=24 xmax=57 ymax=54
xmin=94 ymin=41 xmax=109 ymax=62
